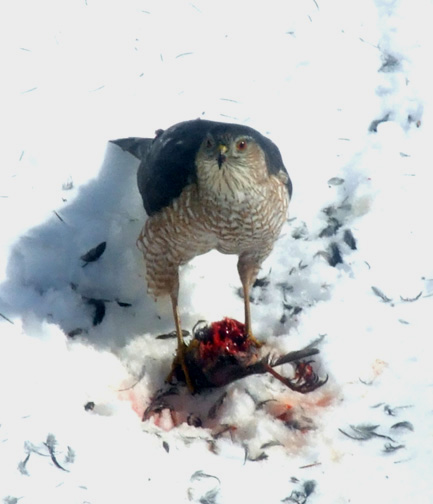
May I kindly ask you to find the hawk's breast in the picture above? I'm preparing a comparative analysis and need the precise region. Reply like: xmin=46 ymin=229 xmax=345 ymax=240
xmin=198 ymin=175 xmax=289 ymax=255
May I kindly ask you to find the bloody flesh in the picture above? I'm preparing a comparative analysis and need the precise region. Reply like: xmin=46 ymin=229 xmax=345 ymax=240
xmin=197 ymin=318 xmax=254 ymax=362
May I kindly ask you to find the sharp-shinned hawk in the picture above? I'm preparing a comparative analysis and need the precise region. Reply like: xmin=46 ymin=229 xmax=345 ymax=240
xmin=113 ymin=119 xmax=292 ymax=392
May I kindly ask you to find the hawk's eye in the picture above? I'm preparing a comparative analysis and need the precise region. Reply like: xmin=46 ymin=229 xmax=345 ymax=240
xmin=236 ymin=139 xmax=248 ymax=151
xmin=206 ymin=138 xmax=214 ymax=149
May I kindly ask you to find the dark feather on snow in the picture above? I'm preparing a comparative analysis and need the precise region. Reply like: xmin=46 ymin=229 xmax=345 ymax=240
xmin=339 ymin=424 xmax=396 ymax=443
xmin=319 ymin=217 xmax=341 ymax=238
xmin=343 ymin=229 xmax=357 ymax=250
xmin=86 ymin=298 xmax=106 ymax=325
xmin=68 ymin=328 xmax=85 ymax=338
xmin=157 ymin=329 xmax=190 ymax=340
xmin=208 ymin=391 xmax=227 ymax=419
xmin=328 ymin=242 xmax=343 ymax=266
xmin=80 ymin=241 xmax=107 ymax=265
xmin=84 ymin=401 xmax=95 ymax=411
xmin=391 ymin=421 xmax=414 ymax=431
xmin=116 ymin=300 xmax=132 ymax=307
xmin=383 ymin=443 xmax=405 ymax=453
xmin=369 ymin=113 xmax=390 ymax=132
xmin=371 ymin=286 xmax=392 ymax=303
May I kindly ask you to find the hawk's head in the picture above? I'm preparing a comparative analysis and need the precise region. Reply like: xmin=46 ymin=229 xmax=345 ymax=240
xmin=195 ymin=132 xmax=269 ymax=197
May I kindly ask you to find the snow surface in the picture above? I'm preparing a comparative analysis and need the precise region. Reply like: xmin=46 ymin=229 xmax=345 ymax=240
xmin=2 ymin=0 xmax=433 ymax=502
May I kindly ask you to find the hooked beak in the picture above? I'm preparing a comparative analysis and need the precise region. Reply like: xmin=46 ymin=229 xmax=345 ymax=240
xmin=217 ymin=144 xmax=228 ymax=169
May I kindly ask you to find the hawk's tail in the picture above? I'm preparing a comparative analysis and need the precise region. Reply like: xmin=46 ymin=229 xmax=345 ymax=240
xmin=110 ymin=137 xmax=153 ymax=161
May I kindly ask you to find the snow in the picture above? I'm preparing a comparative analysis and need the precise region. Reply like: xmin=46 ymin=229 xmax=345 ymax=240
xmin=1 ymin=0 xmax=433 ymax=502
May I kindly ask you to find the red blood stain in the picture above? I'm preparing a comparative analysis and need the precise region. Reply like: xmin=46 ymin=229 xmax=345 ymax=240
xmin=198 ymin=317 xmax=253 ymax=362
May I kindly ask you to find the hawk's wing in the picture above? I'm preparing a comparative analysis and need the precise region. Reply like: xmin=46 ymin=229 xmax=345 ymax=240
xmin=112 ymin=120 xmax=212 ymax=215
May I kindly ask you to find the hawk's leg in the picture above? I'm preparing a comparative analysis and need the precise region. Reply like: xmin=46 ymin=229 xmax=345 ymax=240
xmin=238 ymin=252 xmax=264 ymax=348
xmin=167 ymin=290 xmax=195 ymax=393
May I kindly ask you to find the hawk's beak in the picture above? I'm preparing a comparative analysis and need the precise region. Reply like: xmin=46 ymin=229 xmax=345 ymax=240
xmin=217 ymin=144 xmax=228 ymax=169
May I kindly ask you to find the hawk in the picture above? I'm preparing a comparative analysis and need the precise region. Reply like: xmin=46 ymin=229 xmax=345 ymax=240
xmin=112 ymin=119 xmax=292 ymax=392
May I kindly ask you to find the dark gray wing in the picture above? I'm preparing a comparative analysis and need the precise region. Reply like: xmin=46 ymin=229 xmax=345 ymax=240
xmin=113 ymin=120 xmax=215 ymax=215
xmin=258 ymin=134 xmax=293 ymax=199
xmin=136 ymin=120 xmax=216 ymax=215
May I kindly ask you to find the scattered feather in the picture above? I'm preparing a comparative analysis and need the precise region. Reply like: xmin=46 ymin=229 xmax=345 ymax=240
xmin=327 ymin=177 xmax=345 ymax=186
xmin=369 ymin=113 xmax=390 ymax=132
xmin=253 ymin=274 xmax=270 ymax=288
xmin=3 ymin=498 xmax=19 ymax=504
xmin=190 ymin=470 xmax=221 ymax=485
xmin=291 ymin=222 xmax=308 ymax=240
xmin=282 ymin=479 xmax=316 ymax=504
xmin=90 ymin=85 xmax=105 ymax=92
xmin=248 ymin=452 xmax=268 ymax=462
xmin=142 ymin=387 xmax=179 ymax=420
xmin=371 ymin=286 xmax=392 ymax=303
xmin=383 ymin=443 xmax=405 ymax=453
xmin=17 ymin=452 xmax=31 ymax=475
xmin=117 ymin=364 xmax=146 ymax=391
xmin=400 ymin=291 xmax=422 ymax=302
xmin=282 ymin=303 xmax=303 ymax=318
xmin=62 ymin=177 xmax=74 ymax=190
xmin=84 ymin=401 xmax=95 ymax=411
xmin=0 ymin=313 xmax=14 ymax=324
xmin=67 ymin=328 xmax=85 ymax=338
xmin=303 ymin=481 xmax=316 ymax=497
xmin=319 ymin=217 xmax=341 ymax=238
xmin=80 ymin=241 xmax=107 ymax=266
xmin=52 ymin=210 xmax=65 ymax=223
xmin=156 ymin=329 xmax=189 ymax=340
xmin=327 ymin=242 xmax=343 ymax=266
xmin=339 ymin=424 xmax=395 ymax=442
xmin=22 ymin=87 xmax=38 ymax=94
xmin=343 ymin=229 xmax=357 ymax=250
xmin=86 ymin=298 xmax=106 ymax=325
xmin=116 ymin=299 xmax=132 ymax=307
xmin=188 ymin=470 xmax=221 ymax=503
xmin=261 ymin=440 xmax=283 ymax=450
xmin=391 ymin=421 xmax=414 ymax=431
xmin=208 ymin=392 xmax=227 ymax=419
xmin=212 ymin=424 xmax=235 ymax=440
xmin=299 ymin=462 xmax=322 ymax=469
xmin=379 ymin=54 xmax=401 ymax=72
xmin=384 ymin=404 xmax=398 ymax=416
xmin=65 ymin=446 xmax=75 ymax=464
xmin=44 ymin=434 xmax=69 ymax=472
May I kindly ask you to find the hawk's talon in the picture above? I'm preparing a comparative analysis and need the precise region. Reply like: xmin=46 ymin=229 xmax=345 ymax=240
xmin=166 ymin=344 xmax=196 ymax=393
xmin=246 ymin=332 xmax=264 ymax=348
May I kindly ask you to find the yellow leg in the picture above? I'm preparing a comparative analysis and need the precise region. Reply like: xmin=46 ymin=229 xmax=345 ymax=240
xmin=170 ymin=292 xmax=195 ymax=393
xmin=238 ymin=253 xmax=264 ymax=347
xmin=242 ymin=280 xmax=263 ymax=348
